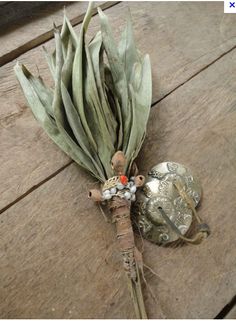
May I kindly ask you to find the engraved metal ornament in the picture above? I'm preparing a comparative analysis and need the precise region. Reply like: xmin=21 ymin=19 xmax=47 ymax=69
xmin=133 ymin=162 xmax=201 ymax=245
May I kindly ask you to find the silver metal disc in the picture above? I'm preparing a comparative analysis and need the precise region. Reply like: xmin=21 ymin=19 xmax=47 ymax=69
xmin=133 ymin=162 xmax=202 ymax=245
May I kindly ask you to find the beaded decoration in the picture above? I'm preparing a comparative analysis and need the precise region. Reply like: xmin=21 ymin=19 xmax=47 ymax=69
xmin=102 ymin=175 xmax=137 ymax=201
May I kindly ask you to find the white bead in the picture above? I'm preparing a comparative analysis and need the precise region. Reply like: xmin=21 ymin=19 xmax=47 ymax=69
xmin=131 ymin=194 xmax=136 ymax=201
xmin=129 ymin=181 xmax=134 ymax=186
xmin=130 ymin=176 xmax=135 ymax=181
xmin=117 ymin=183 xmax=125 ymax=190
xmin=103 ymin=190 xmax=111 ymax=199
xmin=110 ymin=187 xmax=116 ymax=195
xmin=124 ymin=191 xmax=131 ymax=200
xmin=103 ymin=193 xmax=112 ymax=200
xmin=130 ymin=185 xmax=137 ymax=194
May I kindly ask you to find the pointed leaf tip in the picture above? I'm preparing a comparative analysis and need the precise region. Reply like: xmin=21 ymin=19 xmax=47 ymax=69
xmin=53 ymin=23 xmax=60 ymax=34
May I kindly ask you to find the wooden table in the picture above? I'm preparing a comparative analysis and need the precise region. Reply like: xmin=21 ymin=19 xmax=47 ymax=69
xmin=0 ymin=1 xmax=236 ymax=318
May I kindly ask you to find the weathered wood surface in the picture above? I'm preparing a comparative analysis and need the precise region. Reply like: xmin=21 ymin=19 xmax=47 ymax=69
xmin=1 ymin=31 xmax=236 ymax=319
xmin=0 ymin=164 xmax=138 ymax=319
xmin=0 ymin=2 xmax=50 ymax=29
xmin=0 ymin=1 xmax=117 ymax=66
xmin=0 ymin=2 xmax=115 ymax=211
xmin=1 ymin=1 xmax=236 ymax=212
xmin=137 ymin=48 xmax=236 ymax=319
xmin=1 ymin=1 xmax=236 ymax=318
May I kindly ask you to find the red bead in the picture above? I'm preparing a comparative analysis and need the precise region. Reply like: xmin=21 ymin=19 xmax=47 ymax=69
xmin=120 ymin=175 xmax=128 ymax=185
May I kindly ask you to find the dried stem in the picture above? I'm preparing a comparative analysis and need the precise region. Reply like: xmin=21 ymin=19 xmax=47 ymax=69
xmin=109 ymin=197 xmax=147 ymax=319
xmin=89 ymin=151 xmax=147 ymax=318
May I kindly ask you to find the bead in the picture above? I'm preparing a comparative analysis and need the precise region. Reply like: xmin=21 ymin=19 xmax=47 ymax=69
xmin=103 ymin=193 xmax=112 ymax=200
xmin=103 ymin=189 xmax=110 ymax=196
xmin=88 ymin=189 xmax=103 ymax=202
xmin=110 ymin=187 xmax=116 ymax=195
xmin=134 ymin=175 xmax=145 ymax=187
xmin=103 ymin=190 xmax=111 ymax=200
xmin=117 ymin=183 xmax=125 ymax=190
xmin=130 ymin=176 xmax=135 ymax=181
xmin=124 ymin=191 xmax=131 ymax=200
xmin=130 ymin=185 xmax=137 ymax=194
xmin=120 ymin=175 xmax=128 ymax=185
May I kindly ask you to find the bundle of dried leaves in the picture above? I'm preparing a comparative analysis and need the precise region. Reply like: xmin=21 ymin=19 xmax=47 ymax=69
xmin=15 ymin=3 xmax=152 ymax=318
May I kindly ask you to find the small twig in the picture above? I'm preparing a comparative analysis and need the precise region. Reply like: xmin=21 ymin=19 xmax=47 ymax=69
xmin=98 ymin=203 xmax=110 ymax=223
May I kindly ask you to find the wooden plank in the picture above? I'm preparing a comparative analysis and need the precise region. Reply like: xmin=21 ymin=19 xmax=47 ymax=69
xmin=1 ymin=42 xmax=236 ymax=318
xmin=136 ymin=49 xmax=236 ymax=318
xmin=0 ymin=1 xmax=118 ymax=66
xmin=0 ymin=2 xmax=53 ymax=29
xmin=102 ymin=1 xmax=236 ymax=102
xmin=0 ymin=2 xmax=118 ymax=211
xmin=0 ymin=164 xmax=141 ymax=319
xmin=1 ymin=2 xmax=236 ymax=211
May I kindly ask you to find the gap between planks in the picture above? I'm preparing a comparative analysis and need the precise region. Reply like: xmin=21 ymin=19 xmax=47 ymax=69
xmin=215 ymin=294 xmax=236 ymax=319
xmin=0 ymin=1 xmax=120 ymax=67
xmin=1 ymin=4 xmax=236 ymax=315
xmin=2 ymin=43 xmax=236 ymax=217
xmin=151 ymin=42 xmax=236 ymax=107
xmin=0 ymin=161 xmax=73 ymax=215
xmin=1 ymin=13 xmax=236 ymax=317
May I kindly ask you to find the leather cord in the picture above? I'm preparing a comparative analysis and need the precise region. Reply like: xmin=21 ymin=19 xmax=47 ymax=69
xmin=158 ymin=180 xmax=210 ymax=245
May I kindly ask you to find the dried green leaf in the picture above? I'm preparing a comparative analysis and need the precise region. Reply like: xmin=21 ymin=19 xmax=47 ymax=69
xmin=14 ymin=63 xmax=100 ymax=179
xmin=25 ymin=69 xmax=54 ymax=116
xmin=72 ymin=2 xmax=97 ymax=151
xmin=52 ymin=29 xmax=105 ymax=180
xmin=61 ymin=31 xmax=106 ymax=179
xmin=104 ymin=66 xmax=123 ymax=150
xmin=98 ymin=7 xmax=131 ymax=153
xmin=126 ymin=55 xmax=152 ymax=166
xmin=15 ymin=3 xmax=152 ymax=182
xmin=88 ymin=31 xmax=118 ymax=148
xmin=118 ymin=11 xmax=141 ymax=84
xmin=84 ymin=43 xmax=114 ymax=178
xmin=43 ymin=46 xmax=56 ymax=80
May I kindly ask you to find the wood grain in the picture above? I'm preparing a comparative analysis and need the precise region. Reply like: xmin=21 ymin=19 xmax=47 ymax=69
xmin=0 ymin=164 xmax=137 ymax=319
xmin=2 ymin=2 xmax=236 ymax=212
xmin=0 ymin=2 xmax=52 ymax=29
xmin=136 ymin=47 xmax=236 ymax=319
xmin=1 ymin=40 xmax=236 ymax=318
xmin=0 ymin=2 xmax=115 ymax=211
xmin=100 ymin=1 xmax=236 ymax=102
xmin=0 ymin=1 xmax=118 ymax=66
